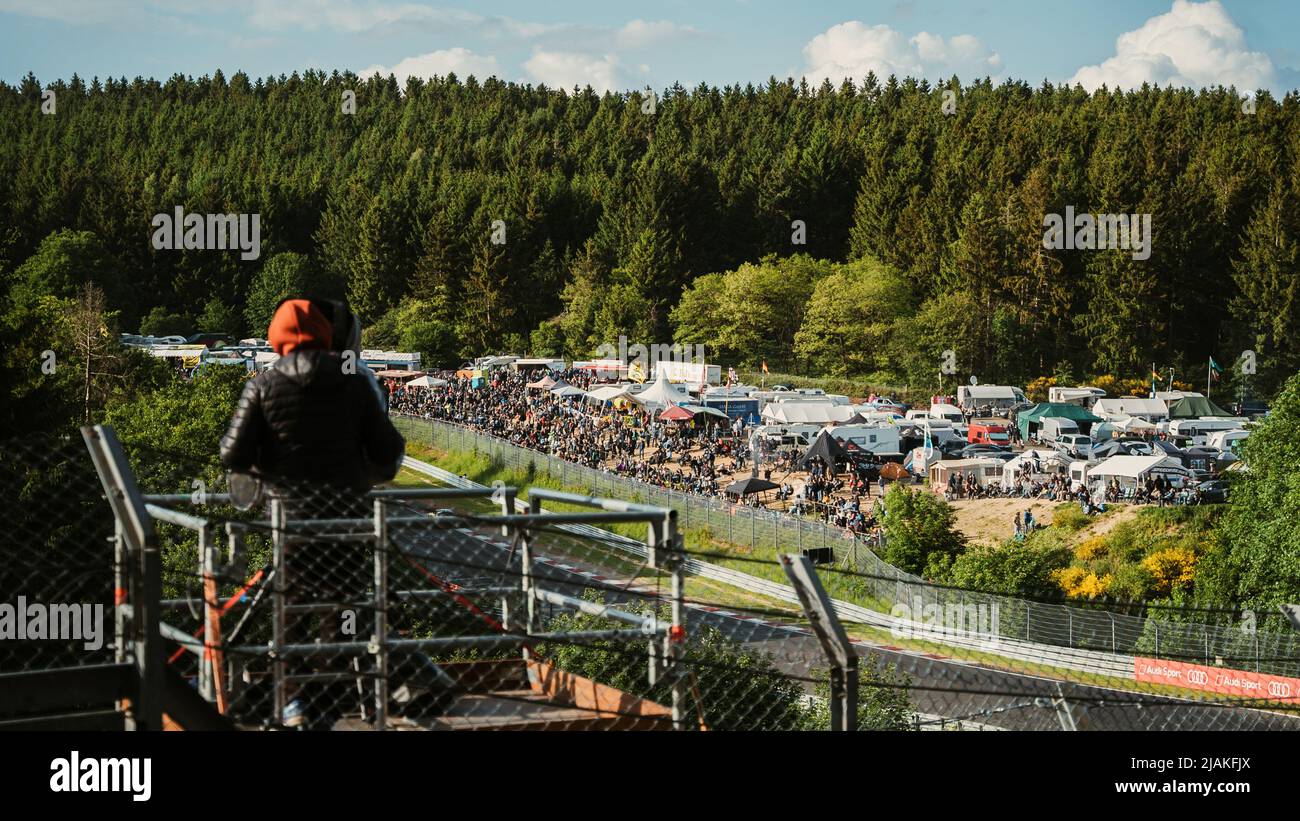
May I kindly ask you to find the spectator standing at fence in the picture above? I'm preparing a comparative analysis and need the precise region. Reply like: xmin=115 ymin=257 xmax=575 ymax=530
xmin=220 ymin=298 xmax=406 ymax=729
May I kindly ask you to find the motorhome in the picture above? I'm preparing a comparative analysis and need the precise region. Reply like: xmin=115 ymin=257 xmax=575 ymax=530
xmin=1047 ymin=386 xmax=1106 ymax=409
xmin=908 ymin=417 xmax=964 ymax=444
xmin=824 ymin=424 xmax=902 ymax=458
xmin=1092 ymin=397 xmax=1169 ymax=422
xmin=1166 ymin=418 xmax=1249 ymax=447
xmin=956 ymin=385 xmax=1028 ymax=414
xmin=906 ymin=403 xmax=964 ymax=424
xmin=1068 ymin=460 xmax=1091 ymax=492
xmin=1037 ymin=416 xmax=1080 ymax=443
xmin=1206 ymin=428 xmax=1249 ymax=456
xmin=754 ymin=424 xmax=821 ymax=447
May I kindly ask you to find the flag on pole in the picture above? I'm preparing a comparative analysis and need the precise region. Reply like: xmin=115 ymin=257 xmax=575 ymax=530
xmin=1209 ymin=356 xmax=1223 ymax=382
xmin=727 ymin=366 xmax=738 ymax=385
xmin=628 ymin=361 xmax=646 ymax=383
xmin=761 ymin=360 xmax=769 ymax=375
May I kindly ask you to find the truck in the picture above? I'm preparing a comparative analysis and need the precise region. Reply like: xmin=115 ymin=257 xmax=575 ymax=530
xmin=967 ymin=423 xmax=1011 ymax=445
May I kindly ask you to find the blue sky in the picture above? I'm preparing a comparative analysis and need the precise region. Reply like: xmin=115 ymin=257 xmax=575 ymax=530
xmin=1 ymin=0 xmax=1296 ymax=94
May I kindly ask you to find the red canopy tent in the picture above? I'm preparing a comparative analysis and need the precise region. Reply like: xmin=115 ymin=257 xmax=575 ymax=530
xmin=658 ymin=405 xmax=694 ymax=422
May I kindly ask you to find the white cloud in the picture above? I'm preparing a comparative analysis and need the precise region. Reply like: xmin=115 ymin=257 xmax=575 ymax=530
xmin=359 ymin=47 xmax=500 ymax=84
xmin=524 ymin=50 xmax=621 ymax=93
xmin=248 ymin=0 xmax=480 ymax=33
xmin=1070 ymin=0 xmax=1275 ymax=93
xmin=614 ymin=19 xmax=698 ymax=50
xmin=801 ymin=21 xmax=1001 ymax=85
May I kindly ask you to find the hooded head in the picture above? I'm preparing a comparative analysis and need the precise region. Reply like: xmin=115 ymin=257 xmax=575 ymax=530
xmin=268 ymin=299 xmax=333 ymax=356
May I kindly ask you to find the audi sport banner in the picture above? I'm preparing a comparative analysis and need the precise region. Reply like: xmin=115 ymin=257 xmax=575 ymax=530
xmin=1134 ymin=657 xmax=1300 ymax=702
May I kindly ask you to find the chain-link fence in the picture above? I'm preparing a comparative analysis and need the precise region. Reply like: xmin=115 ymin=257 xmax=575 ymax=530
xmin=0 ymin=437 xmax=118 ymax=670
xmin=393 ymin=415 xmax=1300 ymax=680
xmin=5 ymin=424 xmax=1300 ymax=731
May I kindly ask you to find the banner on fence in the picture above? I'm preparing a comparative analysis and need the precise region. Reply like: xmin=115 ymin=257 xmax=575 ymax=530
xmin=1134 ymin=656 xmax=1300 ymax=702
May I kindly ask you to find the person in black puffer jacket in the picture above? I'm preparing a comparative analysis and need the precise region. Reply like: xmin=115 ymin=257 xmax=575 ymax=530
xmin=220 ymin=298 xmax=404 ymax=492
xmin=220 ymin=297 xmax=405 ymax=729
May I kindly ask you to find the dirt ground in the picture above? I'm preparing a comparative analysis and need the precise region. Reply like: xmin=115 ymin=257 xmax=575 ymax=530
xmin=950 ymin=497 xmax=1144 ymax=545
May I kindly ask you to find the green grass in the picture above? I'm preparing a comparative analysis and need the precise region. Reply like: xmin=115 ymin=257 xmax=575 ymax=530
xmin=393 ymin=449 xmax=1295 ymax=709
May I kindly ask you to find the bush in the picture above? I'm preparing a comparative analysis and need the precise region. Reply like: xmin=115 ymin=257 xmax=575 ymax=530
xmin=879 ymin=485 xmax=965 ymax=577
xmin=947 ymin=536 xmax=1072 ymax=598
xmin=1051 ymin=503 xmax=1091 ymax=532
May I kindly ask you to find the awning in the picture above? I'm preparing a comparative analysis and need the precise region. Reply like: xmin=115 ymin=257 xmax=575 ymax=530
xmin=659 ymin=405 xmax=694 ymax=422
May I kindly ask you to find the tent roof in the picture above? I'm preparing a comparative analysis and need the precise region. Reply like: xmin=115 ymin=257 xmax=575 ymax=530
xmin=1089 ymin=454 xmax=1187 ymax=479
xmin=682 ymin=403 xmax=729 ymax=419
xmin=585 ymin=384 xmax=632 ymax=403
xmin=1167 ymin=395 xmax=1232 ymax=418
xmin=630 ymin=369 xmax=692 ymax=408
xmin=1020 ymin=402 xmax=1103 ymax=423
xmin=799 ymin=430 xmax=850 ymax=474
xmin=726 ymin=476 xmax=779 ymax=496
xmin=1093 ymin=397 xmax=1169 ymax=417
xmin=527 ymin=375 xmax=558 ymax=389
xmin=550 ymin=384 xmax=586 ymax=397
xmin=658 ymin=405 xmax=694 ymax=421
xmin=405 ymin=375 xmax=447 ymax=388
xmin=762 ymin=402 xmax=856 ymax=425
xmin=1114 ymin=415 xmax=1157 ymax=431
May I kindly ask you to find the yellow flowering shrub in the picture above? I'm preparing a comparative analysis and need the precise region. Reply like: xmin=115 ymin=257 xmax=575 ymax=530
xmin=1140 ymin=548 xmax=1197 ymax=596
xmin=1053 ymin=566 xmax=1112 ymax=599
xmin=1075 ymin=536 xmax=1108 ymax=562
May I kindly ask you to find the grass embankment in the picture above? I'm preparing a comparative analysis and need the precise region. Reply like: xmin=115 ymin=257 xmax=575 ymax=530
xmin=1006 ymin=502 xmax=1223 ymax=603
xmin=393 ymin=449 xmax=1288 ymax=707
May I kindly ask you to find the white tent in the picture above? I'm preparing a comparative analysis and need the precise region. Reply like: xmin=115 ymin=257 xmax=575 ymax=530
xmin=1113 ymin=415 xmax=1157 ymax=433
xmin=550 ymin=384 xmax=587 ymax=398
xmin=1000 ymin=449 xmax=1069 ymax=490
xmin=585 ymin=384 xmax=633 ymax=404
xmin=1088 ymin=454 xmax=1189 ymax=488
xmin=761 ymin=402 xmax=856 ymax=425
xmin=630 ymin=368 xmax=692 ymax=409
xmin=1093 ymin=397 xmax=1169 ymax=421
xmin=405 ymin=375 xmax=447 ymax=388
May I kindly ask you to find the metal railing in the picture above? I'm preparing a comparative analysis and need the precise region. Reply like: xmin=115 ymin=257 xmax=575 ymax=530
xmin=393 ymin=414 xmax=1300 ymax=678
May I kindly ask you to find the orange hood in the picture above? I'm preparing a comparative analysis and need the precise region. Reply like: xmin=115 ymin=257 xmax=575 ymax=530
xmin=268 ymin=299 xmax=333 ymax=355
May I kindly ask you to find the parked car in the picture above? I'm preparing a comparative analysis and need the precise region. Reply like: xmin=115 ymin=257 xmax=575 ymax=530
xmin=1195 ymin=479 xmax=1229 ymax=504
xmin=1116 ymin=438 xmax=1154 ymax=456
xmin=1055 ymin=434 xmax=1094 ymax=458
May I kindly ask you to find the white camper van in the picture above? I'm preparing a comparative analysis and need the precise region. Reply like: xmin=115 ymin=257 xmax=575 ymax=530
xmin=825 ymin=424 xmax=902 ymax=457
xmin=1068 ymin=460 xmax=1091 ymax=492
xmin=909 ymin=418 xmax=964 ymax=444
xmin=1166 ymin=418 xmax=1249 ymax=447
xmin=956 ymin=385 xmax=1028 ymax=415
xmin=1206 ymin=428 xmax=1249 ymax=456
xmin=1047 ymin=386 xmax=1106 ymax=408
xmin=1037 ymin=416 xmax=1080 ymax=443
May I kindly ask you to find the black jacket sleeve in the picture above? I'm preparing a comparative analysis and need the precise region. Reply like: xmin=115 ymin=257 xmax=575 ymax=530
xmin=220 ymin=377 xmax=265 ymax=473
xmin=357 ymin=375 xmax=405 ymax=483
